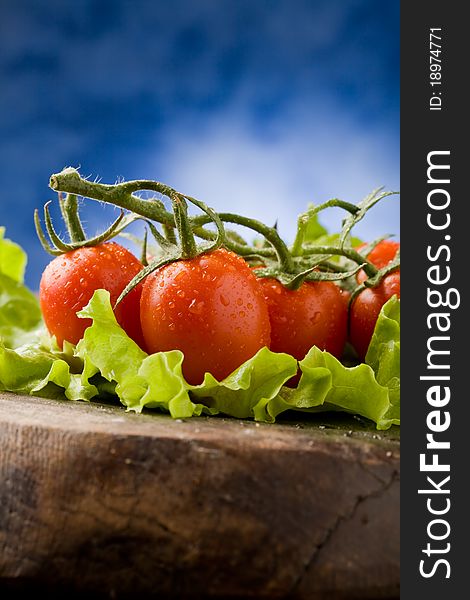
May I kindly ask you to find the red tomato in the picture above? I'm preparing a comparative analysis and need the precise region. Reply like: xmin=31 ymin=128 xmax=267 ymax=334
xmin=349 ymin=271 xmax=400 ymax=361
xmin=140 ymin=248 xmax=271 ymax=385
xmin=258 ymin=278 xmax=349 ymax=361
xmin=40 ymin=242 xmax=145 ymax=348
xmin=356 ymin=240 xmax=400 ymax=284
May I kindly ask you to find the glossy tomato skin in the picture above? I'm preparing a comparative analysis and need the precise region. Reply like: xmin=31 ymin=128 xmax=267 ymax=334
xmin=40 ymin=242 xmax=145 ymax=348
xmin=140 ymin=248 xmax=271 ymax=385
xmin=349 ymin=271 xmax=400 ymax=361
xmin=258 ymin=278 xmax=349 ymax=361
xmin=356 ymin=240 xmax=400 ymax=284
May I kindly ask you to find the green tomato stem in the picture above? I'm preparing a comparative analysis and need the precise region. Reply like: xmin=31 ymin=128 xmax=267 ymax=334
xmin=49 ymin=168 xmax=282 ymax=261
xmin=301 ymin=245 xmax=378 ymax=277
xmin=50 ymin=169 xmax=175 ymax=225
xmin=48 ymin=168 xmax=383 ymax=277
xmin=171 ymin=194 xmax=198 ymax=259
xmin=59 ymin=193 xmax=86 ymax=243
xmin=163 ymin=223 xmax=177 ymax=244
xmin=191 ymin=212 xmax=295 ymax=273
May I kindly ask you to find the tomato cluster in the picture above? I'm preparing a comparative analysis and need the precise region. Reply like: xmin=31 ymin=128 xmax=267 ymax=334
xmin=40 ymin=239 xmax=399 ymax=384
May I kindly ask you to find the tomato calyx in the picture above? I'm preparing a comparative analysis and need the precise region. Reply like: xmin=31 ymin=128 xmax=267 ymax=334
xmin=114 ymin=187 xmax=226 ymax=308
xmin=35 ymin=192 xmax=137 ymax=256
xmin=346 ymin=237 xmax=400 ymax=298
xmin=349 ymin=256 xmax=401 ymax=307
xmin=252 ymin=260 xmax=366 ymax=291
xmin=250 ymin=189 xmax=398 ymax=291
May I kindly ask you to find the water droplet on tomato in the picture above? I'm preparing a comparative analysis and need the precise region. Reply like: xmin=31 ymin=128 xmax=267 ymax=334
xmin=247 ymin=302 xmax=253 ymax=309
xmin=239 ymin=310 xmax=246 ymax=318
xmin=219 ymin=294 xmax=230 ymax=307
xmin=236 ymin=298 xmax=243 ymax=306
xmin=310 ymin=312 xmax=321 ymax=325
xmin=188 ymin=299 xmax=204 ymax=315
xmin=168 ymin=323 xmax=176 ymax=331
xmin=176 ymin=289 xmax=185 ymax=298
xmin=168 ymin=301 xmax=175 ymax=309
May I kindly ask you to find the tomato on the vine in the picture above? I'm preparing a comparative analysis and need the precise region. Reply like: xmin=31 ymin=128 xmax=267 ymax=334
xmin=350 ymin=271 xmax=400 ymax=362
xmin=258 ymin=278 xmax=349 ymax=361
xmin=140 ymin=247 xmax=271 ymax=385
xmin=349 ymin=240 xmax=400 ymax=360
xmin=356 ymin=240 xmax=400 ymax=283
xmin=40 ymin=242 xmax=145 ymax=349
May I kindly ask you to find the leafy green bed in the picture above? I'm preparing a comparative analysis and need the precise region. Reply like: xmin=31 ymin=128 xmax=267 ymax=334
xmin=0 ymin=229 xmax=399 ymax=429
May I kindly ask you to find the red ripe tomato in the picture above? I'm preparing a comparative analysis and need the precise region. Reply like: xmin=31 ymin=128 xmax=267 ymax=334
xmin=349 ymin=271 xmax=400 ymax=361
xmin=356 ymin=240 xmax=400 ymax=284
xmin=140 ymin=248 xmax=271 ymax=385
xmin=258 ymin=278 xmax=349 ymax=361
xmin=40 ymin=242 xmax=145 ymax=348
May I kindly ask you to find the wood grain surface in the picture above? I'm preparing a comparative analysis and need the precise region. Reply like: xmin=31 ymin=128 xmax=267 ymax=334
xmin=0 ymin=392 xmax=399 ymax=599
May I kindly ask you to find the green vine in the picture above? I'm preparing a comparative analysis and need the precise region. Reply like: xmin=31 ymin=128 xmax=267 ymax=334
xmin=44 ymin=167 xmax=399 ymax=295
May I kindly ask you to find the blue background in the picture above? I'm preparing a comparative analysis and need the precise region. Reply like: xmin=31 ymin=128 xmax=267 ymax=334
xmin=0 ymin=0 xmax=399 ymax=289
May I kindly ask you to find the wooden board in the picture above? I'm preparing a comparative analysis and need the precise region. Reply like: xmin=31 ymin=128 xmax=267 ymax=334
xmin=0 ymin=392 xmax=399 ymax=599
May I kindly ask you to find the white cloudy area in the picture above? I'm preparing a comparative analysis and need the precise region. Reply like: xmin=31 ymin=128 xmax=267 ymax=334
xmin=0 ymin=0 xmax=399 ymax=288
xmin=154 ymin=103 xmax=399 ymax=245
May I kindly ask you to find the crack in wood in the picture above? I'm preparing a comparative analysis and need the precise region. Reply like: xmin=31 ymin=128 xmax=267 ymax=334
xmin=287 ymin=468 xmax=399 ymax=598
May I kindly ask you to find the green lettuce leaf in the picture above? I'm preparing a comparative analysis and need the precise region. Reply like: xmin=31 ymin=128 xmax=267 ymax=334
xmin=0 ymin=339 xmax=95 ymax=400
xmin=0 ymin=228 xmax=43 ymax=348
xmin=191 ymin=347 xmax=297 ymax=421
xmin=0 ymin=226 xmax=27 ymax=283
xmin=279 ymin=347 xmax=394 ymax=429
xmin=300 ymin=207 xmax=329 ymax=242
xmin=365 ymin=295 xmax=400 ymax=425
xmin=312 ymin=232 xmax=363 ymax=251
xmin=294 ymin=206 xmax=362 ymax=249
xmin=75 ymin=290 xmax=198 ymax=418
xmin=0 ymin=273 xmax=43 ymax=348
